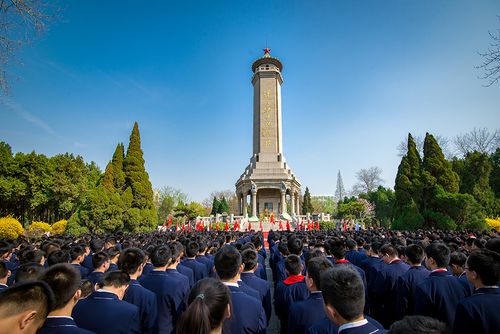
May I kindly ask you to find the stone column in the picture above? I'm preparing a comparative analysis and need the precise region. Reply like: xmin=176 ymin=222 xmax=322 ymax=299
xmin=251 ymin=190 xmax=257 ymax=217
xmin=281 ymin=190 xmax=286 ymax=214
xmin=291 ymin=191 xmax=295 ymax=215
xmin=238 ymin=194 xmax=242 ymax=215
xmin=243 ymin=194 xmax=248 ymax=216
xmin=296 ymin=193 xmax=300 ymax=215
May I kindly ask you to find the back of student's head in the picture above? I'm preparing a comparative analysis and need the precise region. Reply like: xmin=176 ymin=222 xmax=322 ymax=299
xmin=425 ymin=243 xmax=450 ymax=268
xmin=186 ymin=241 xmax=200 ymax=258
xmin=404 ymin=245 xmax=425 ymax=264
xmin=79 ymin=279 xmax=94 ymax=299
xmin=285 ymin=254 xmax=302 ymax=276
xmin=176 ymin=278 xmax=231 ymax=334
xmin=90 ymin=238 xmax=104 ymax=253
xmin=101 ymin=270 xmax=130 ymax=288
xmin=241 ymin=249 xmax=258 ymax=271
xmin=320 ymin=266 xmax=364 ymax=323
xmin=39 ymin=264 xmax=81 ymax=311
xmin=47 ymin=250 xmax=70 ymax=266
xmin=389 ymin=315 xmax=448 ymax=334
xmin=485 ymin=237 xmax=500 ymax=255
xmin=0 ymin=261 xmax=9 ymax=280
xmin=70 ymin=245 xmax=85 ymax=261
xmin=346 ymin=239 xmax=357 ymax=250
xmin=306 ymin=256 xmax=333 ymax=290
xmin=92 ymin=251 xmax=110 ymax=269
xmin=118 ymin=247 xmax=146 ymax=275
xmin=467 ymin=248 xmax=500 ymax=286
xmin=330 ymin=240 xmax=346 ymax=260
xmin=380 ymin=244 xmax=398 ymax=258
xmin=20 ymin=249 xmax=45 ymax=265
xmin=0 ymin=281 xmax=54 ymax=330
xmin=277 ymin=242 xmax=289 ymax=256
xmin=151 ymin=246 xmax=171 ymax=267
xmin=106 ymin=246 xmax=121 ymax=259
xmin=214 ymin=245 xmax=241 ymax=280
xmin=449 ymin=251 xmax=467 ymax=267
xmin=287 ymin=237 xmax=304 ymax=255
xmin=15 ymin=263 xmax=45 ymax=284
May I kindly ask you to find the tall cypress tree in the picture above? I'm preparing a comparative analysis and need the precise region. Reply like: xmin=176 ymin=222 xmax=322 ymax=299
xmin=302 ymin=187 xmax=313 ymax=214
xmin=211 ymin=197 xmax=220 ymax=215
xmin=219 ymin=196 xmax=230 ymax=214
xmin=422 ymin=133 xmax=459 ymax=194
xmin=101 ymin=143 xmax=125 ymax=194
xmin=123 ymin=122 xmax=157 ymax=231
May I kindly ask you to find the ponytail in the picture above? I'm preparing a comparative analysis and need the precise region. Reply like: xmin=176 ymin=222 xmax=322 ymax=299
xmin=177 ymin=296 xmax=211 ymax=334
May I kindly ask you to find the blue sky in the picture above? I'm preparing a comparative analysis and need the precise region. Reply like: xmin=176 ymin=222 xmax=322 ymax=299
xmin=1 ymin=0 xmax=499 ymax=202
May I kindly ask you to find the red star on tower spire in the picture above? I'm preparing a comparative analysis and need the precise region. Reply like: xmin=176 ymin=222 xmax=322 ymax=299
xmin=263 ymin=47 xmax=271 ymax=55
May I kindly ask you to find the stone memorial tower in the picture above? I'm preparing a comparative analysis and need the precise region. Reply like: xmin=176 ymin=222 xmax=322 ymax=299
xmin=235 ymin=48 xmax=301 ymax=221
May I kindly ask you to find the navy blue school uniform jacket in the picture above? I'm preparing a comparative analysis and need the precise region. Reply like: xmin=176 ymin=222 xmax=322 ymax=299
xmin=0 ymin=283 xmax=8 ymax=291
xmin=139 ymin=269 xmax=189 ymax=334
xmin=359 ymin=256 xmax=384 ymax=286
xmin=81 ymin=254 xmax=94 ymax=272
xmin=287 ymin=291 xmax=326 ymax=334
xmin=195 ymin=255 xmax=212 ymax=274
xmin=345 ymin=249 xmax=367 ymax=267
xmin=274 ymin=275 xmax=310 ymax=334
xmin=452 ymin=287 xmax=500 ymax=334
xmin=238 ymin=279 xmax=262 ymax=300
xmin=413 ymin=270 xmax=471 ymax=327
xmin=338 ymin=320 xmax=385 ymax=334
xmin=177 ymin=263 xmax=194 ymax=287
xmin=71 ymin=264 xmax=89 ymax=279
xmin=306 ymin=316 xmax=385 ymax=334
xmin=37 ymin=317 xmax=95 ymax=334
xmin=123 ymin=279 xmax=158 ymax=334
xmin=106 ymin=263 xmax=118 ymax=272
xmin=241 ymin=271 xmax=272 ymax=323
xmin=72 ymin=291 xmax=141 ymax=334
xmin=222 ymin=284 xmax=267 ymax=334
xmin=394 ymin=265 xmax=430 ymax=320
xmin=181 ymin=258 xmax=207 ymax=282
xmin=86 ymin=271 xmax=104 ymax=287
xmin=256 ymin=262 xmax=268 ymax=280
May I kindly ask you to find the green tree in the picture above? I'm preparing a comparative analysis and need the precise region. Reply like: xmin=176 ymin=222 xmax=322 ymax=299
xmin=101 ymin=143 xmax=125 ymax=194
xmin=219 ymin=196 xmax=230 ymax=214
xmin=490 ymin=148 xmax=500 ymax=198
xmin=302 ymin=187 xmax=313 ymax=214
xmin=360 ymin=186 xmax=395 ymax=227
xmin=211 ymin=197 xmax=220 ymax=215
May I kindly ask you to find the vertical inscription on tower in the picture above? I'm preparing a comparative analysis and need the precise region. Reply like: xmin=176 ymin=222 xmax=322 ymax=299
xmin=260 ymin=83 xmax=275 ymax=152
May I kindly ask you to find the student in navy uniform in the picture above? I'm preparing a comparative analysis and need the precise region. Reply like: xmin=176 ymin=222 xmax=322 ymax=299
xmin=345 ymin=239 xmax=367 ymax=267
xmin=105 ymin=246 xmax=120 ymax=272
xmin=72 ymin=270 xmax=140 ymax=334
xmin=413 ymin=243 xmax=471 ymax=327
xmin=181 ymin=241 xmax=208 ymax=283
xmin=14 ymin=263 xmax=45 ymax=284
xmin=370 ymin=243 xmax=409 ymax=327
xmin=449 ymin=251 xmax=474 ymax=295
xmin=0 ymin=261 xmax=10 ymax=291
xmin=195 ymin=241 xmax=213 ymax=274
xmin=274 ymin=254 xmax=310 ymax=334
xmin=177 ymin=278 xmax=231 ymax=334
xmin=240 ymin=248 xmax=272 ymax=324
xmin=0 ymin=281 xmax=54 ymax=334
xmin=452 ymin=249 xmax=500 ymax=334
xmin=118 ymin=247 xmax=158 ymax=334
xmin=287 ymin=256 xmax=333 ymax=334
xmin=171 ymin=242 xmax=194 ymax=287
xmin=70 ymin=246 xmax=89 ymax=279
xmin=1 ymin=241 xmax=19 ymax=286
xmin=276 ymin=237 xmax=305 ymax=283
xmin=86 ymin=252 xmax=110 ymax=287
xmin=213 ymin=245 xmax=267 ymax=334
xmin=359 ymin=241 xmax=383 ymax=286
xmin=82 ymin=239 xmax=104 ymax=273
xmin=320 ymin=266 xmax=385 ymax=334
xmin=139 ymin=246 xmax=188 ymax=334
xmin=389 ymin=315 xmax=447 ymax=334
xmin=394 ymin=244 xmax=429 ymax=321
xmin=38 ymin=264 xmax=95 ymax=333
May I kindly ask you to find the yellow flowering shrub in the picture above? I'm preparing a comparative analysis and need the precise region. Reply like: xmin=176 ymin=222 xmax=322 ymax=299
xmin=485 ymin=217 xmax=500 ymax=231
xmin=28 ymin=221 xmax=52 ymax=233
xmin=0 ymin=216 xmax=24 ymax=239
xmin=51 ymin=219 xmax=68 ymax=235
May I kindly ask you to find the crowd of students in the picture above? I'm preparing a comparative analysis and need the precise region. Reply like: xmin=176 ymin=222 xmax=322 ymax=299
xmin=0 ymin=227 xmax=498 ymax=334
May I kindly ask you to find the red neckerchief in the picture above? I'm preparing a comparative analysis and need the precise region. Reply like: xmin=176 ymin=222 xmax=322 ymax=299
xmin=389 ymin=258 xmax=401 ymax=264
xmin=432 ymin=268 xmax=448 ymax=273
xmin=283 ymin=274 xmax=305 ymax=285
xmin=336 ymin=259 xmax=349 ymax=264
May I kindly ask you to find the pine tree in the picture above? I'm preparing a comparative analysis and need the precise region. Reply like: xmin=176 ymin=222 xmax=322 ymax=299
xmin=334 ymin=170 xmax=346 ymax=201
xmin=302 ymin=187 xmax=313 ymax=214
xmin=211 ymin=197 xmax=220 ymax=215
xmin=100 ymin=143 xmax=125 ymax=194
xmin=219 ymin=196 xmax=230 ymax=214
xmin=123 ymin=122 xmax=157 ymax=231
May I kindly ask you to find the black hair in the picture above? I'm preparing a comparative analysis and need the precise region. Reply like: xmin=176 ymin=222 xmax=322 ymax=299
xmin=389 ymin=315 xmax=448 ymax=334
xmin=285 ymin=254 xmax=302 ymax=276
xmin=278 ymin=242 xmax=289 ymax=256
xmin=176 ymin=278 xmax=231 ymax=334
xmin=101 ymin=270 xmax=130 ymax=288
xmin=241 ymin=249 xmax=258 ymax=271
xmin=151 ymin=246 xmax=172 ymax=267
xmin=118 ymin=247 xmax=146 ymax=275
xmin=106 ymin=246 xmax=121 ymax=259
xmin=92 ymin=251 xmax=110 ymax=269
xmin=80 ymin=279 xmax=94 ymax=299
xmin=485 ymin=238 xmax=500 ymax=255
xmin=287 ymin=237 xmax=304 ymax=255
xmin=214 ymin=245 xmax=241 ymax=280
xmin=404 ymin=245 xmax=425 ymax=265
xmin=346 ymin=239 xmax=357 ymax=250
xmin=47 ymin=250 xmax=71 ymax=266
xmin=15 ymin=263 xmax=45 ymax=283
xmin=186 ymin=241 xmax=200 ymax=258
xmin=20 ymin=249 xmax=45 ymax=265
xmin=371 ymin=241 xmax=382 ymax=254
xmin=306 ymin=256 xmax=332 ymax=290
xmin=467 ymin=249 xmax=500 ymax=286
xmin=330 ymin=240 xmax=346 ymax=260
xmin=425 ymin=243 xmax=450 ymax=268
xmin=449 ymin=251 xmax=467 ymax=267
xmin=0 ymin=281 xmax=54 ymax=323
xmin=39 ymin=264 xmax=81 ymax=310
xmin=70 ymin=245 xmax=86 ymax=261
xmin=90 ymin=239 xmax=104 ymax=253
xmin=0 ymin=261 xmax=9 ymax=279
xmin=380 ymin=244 xmax=398 ymax=258
xmin=320 ymin=266 xmax=364 ymax=322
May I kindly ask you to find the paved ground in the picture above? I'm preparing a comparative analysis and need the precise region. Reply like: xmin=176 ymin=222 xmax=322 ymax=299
xmin=266 ymin=250 xmax=281 ymax=334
